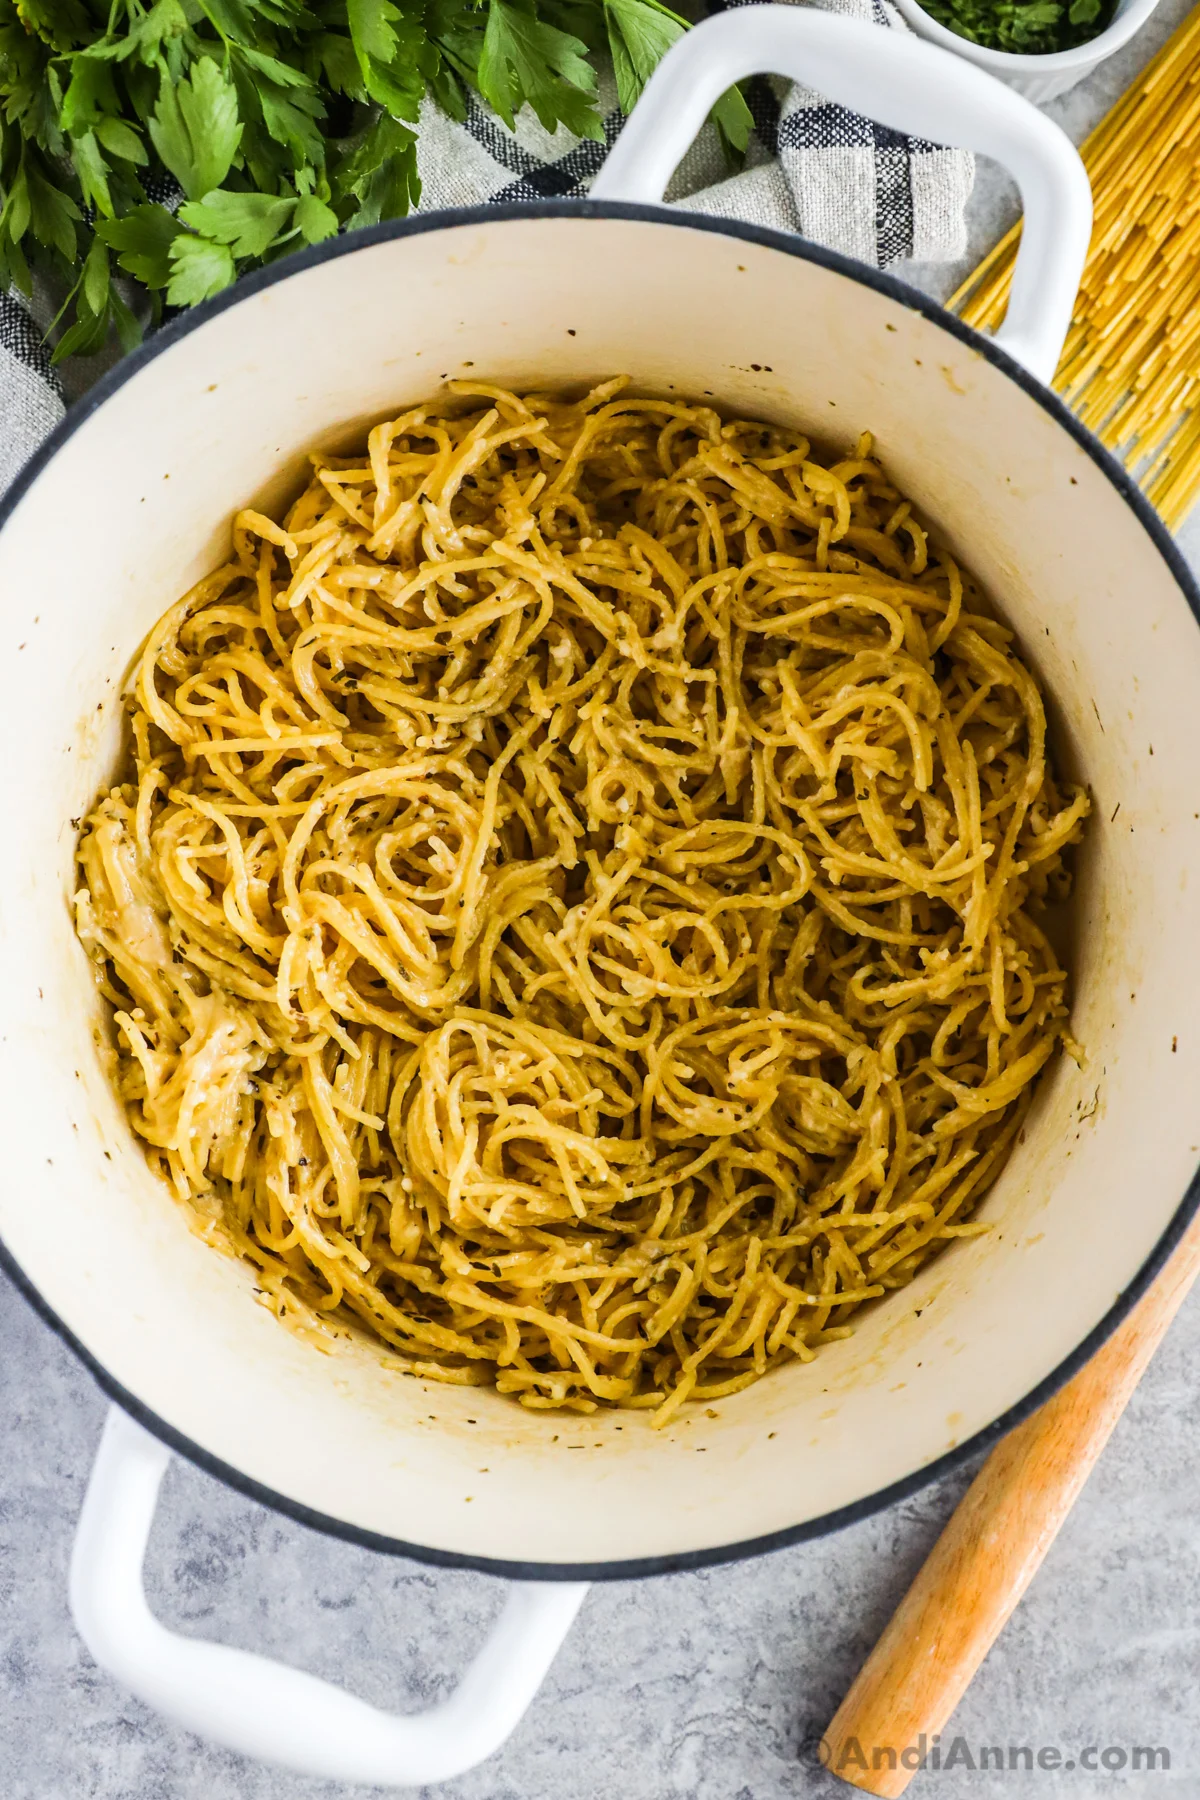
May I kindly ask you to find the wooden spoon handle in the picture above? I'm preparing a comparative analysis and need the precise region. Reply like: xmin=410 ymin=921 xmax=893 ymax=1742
xmin=821 ymin=1212 xmax=1200 ymax=1798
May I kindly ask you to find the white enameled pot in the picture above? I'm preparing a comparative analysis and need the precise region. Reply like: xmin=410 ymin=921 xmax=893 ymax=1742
xmin=2 ymin=9 xmax=1199 ymax=1787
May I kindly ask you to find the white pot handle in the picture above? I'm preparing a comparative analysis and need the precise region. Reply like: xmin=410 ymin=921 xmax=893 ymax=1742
xmin=70 ymin=1406 xmax=588 ymax=1786
xmin=590 ymin=5 xmax=1091 ymax=384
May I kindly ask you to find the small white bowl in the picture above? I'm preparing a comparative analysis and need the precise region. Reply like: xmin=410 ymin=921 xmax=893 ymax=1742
xmin=891 ymin=0 xmax=1163 ymax=99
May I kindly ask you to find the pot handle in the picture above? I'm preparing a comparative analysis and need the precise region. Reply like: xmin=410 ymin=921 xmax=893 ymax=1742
xmin=590 ymin=5 xmax=1091 ymax=384
xmin=69 ymin=1406 xmax=588 ymax=1786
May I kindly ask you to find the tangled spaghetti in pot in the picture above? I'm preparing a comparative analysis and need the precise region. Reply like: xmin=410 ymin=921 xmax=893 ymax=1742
xmin=75 ymin=379 xmax=1090 ymax=1425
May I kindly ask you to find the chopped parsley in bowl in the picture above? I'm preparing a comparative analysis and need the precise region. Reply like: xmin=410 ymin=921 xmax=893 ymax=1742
xmin=919 ymin=0 xmax=1115 ymax=52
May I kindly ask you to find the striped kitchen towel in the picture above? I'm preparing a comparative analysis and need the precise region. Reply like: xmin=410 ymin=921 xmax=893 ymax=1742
xmin=414 ymin=0 xmax=974 ymax=265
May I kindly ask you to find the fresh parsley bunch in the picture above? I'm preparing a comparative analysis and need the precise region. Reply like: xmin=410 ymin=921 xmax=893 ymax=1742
xmin=0 ymin=0 xmax=750 ymax=360
xmin=920 ymin=0 xmax=1110 ymax=54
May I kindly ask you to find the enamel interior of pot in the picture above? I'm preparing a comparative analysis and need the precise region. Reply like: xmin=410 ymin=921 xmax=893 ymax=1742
xmin=1 ymin=213 xmax=1198 ymax=1570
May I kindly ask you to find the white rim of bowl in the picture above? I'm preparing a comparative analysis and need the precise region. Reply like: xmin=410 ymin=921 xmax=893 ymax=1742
xmin=890 ymin=0 xmax=1163 ymax=70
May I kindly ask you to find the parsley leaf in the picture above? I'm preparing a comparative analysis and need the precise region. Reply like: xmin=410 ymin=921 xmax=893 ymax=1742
xmin=149 ymin=57 xmax=243 ymax=199
xmin=314 ymin=31 xmax=366 ymax=96
xmin=167 ymin=231 xmax=237 ymax=303
xmin=345 ymin=0 xmax=430 ymax=121
xmin=86 ymin=0 xmax=192 ymax=65
xmin=81 ymin=230 xmax=110 ymax=316
xmin=712 ymin=82 xmax=752 ymax=159
xmin=24 ymin=158 xmax=81 ymax=259
xmin=59 ymin=55 xmax=118 ymax=134
xmin=295 ymin=189 xmax=339 ymax=242
xmin=348 ymin=0 xmax=404 ymax=66
xmin=333 ymin=109 xmax=420 ymax=225
xmin=178 ymin=188 xmax=296 ymax=256
xmin=199 ymin=0 xmax=304 ymax=42
xmin=109 ymin=285 xmax=142 ymax=354
xmin=69 ymin=130 xmax=114 ymax=217
xmin=98 ymin=203 xmax=184 ymax=288
xmin=428 ymin=0 xmax=487 ymax=87
xmin=602 ymin=0 xmax=749 ymax=158
xmin=603 ymin=0 xmax=682 ymax=115
xmin=234 ymin=44 xmax=326 ymax=163
xmin=11 ymin=0 xmax=91 ymax=54
xmin=93 ymin=116 xmax=148 ymax=164
xmin=1 ymin=164 xmax=32 ymax=250
xmin=477 ymin=0 xmax=602 ymax=140
xmin=52 ymin=301 xmax=112 ymax=361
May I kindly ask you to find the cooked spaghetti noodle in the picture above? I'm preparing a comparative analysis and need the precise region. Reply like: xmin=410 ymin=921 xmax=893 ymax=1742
xmin=75 ymin=380 xmax=1089 ymax=1424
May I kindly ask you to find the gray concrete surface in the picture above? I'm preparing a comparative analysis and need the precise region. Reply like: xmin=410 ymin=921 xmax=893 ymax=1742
xmin=4 ymin=6 xmax=1200 ymax=1792
xmin=6 ymin=1252 xmax=1200 ymax=1800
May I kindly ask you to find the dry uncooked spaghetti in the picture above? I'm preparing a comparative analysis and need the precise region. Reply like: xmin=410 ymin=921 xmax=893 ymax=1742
xmin=951 ymin=0 xmax=1200 ymax=530
xmin=75 ymin=379 xmax=1089 ymax=1424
